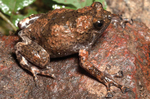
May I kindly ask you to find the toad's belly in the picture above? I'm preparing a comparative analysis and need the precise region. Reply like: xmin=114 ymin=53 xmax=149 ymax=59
xmin=39 ymin=38 xmax=92 ymax=58
xmin=46 ymin=43 xmax=80 ymax=58
xmin=38 ymin=37 xmax=79 ymax=58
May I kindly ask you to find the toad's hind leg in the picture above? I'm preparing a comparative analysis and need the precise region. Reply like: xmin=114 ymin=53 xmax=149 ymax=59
xmin=15 ymin=32 xmax=55 ymax=81
xmin=79 ymin=49 xmax=130 ymax=98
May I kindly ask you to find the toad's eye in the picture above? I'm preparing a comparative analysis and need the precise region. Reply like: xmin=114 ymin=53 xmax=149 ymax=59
xmin=94 ymin=20 xmax=104 ymax=29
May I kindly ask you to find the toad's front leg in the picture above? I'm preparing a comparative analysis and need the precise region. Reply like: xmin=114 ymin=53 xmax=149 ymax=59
xmin=79 ymin=49 xmax=130 ymax=98
xmin=15 ymin=31 xmax=55 ymax=81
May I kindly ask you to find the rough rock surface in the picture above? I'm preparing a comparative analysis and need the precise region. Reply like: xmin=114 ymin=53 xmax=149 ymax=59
xmin=0 ymin=21 xmax=150 ymax=99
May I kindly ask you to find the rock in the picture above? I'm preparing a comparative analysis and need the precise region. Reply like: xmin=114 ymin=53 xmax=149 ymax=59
xmin=0 ymin=21 xmax=150 ymax=99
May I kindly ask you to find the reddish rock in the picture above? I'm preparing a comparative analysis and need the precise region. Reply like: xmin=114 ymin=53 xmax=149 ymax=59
xmin=0 ymin=21 xmax=150 ymax=99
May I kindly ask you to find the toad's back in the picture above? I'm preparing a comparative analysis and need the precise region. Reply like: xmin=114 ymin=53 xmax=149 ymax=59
xmin=21 ymin=2 xmax=111 ymax=58
xmin=28 ymin=8 xmax=97 ymax=58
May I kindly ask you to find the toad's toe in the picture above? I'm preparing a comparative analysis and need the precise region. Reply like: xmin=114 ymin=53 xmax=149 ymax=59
xmin=106 ymin=91 xmax=113 ymax=98
xmin=121 ymin=86 xmax=131 ymax=93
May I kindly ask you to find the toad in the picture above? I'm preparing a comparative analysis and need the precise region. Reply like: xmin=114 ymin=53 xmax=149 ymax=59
xmin=15 ymin=2 xmax=132 ymax=97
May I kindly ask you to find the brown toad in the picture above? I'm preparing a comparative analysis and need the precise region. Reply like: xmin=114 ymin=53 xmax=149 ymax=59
xmin=15 ymin=2 xmax=132 ymax=97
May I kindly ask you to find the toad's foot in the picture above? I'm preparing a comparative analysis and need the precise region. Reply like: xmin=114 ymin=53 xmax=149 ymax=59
xmin=111 ymin=14 xmax=133 ymax=28
xmin=102 ymin=74 xmax=130 ymax=98
xmin=79 ymin=49 xmax=130 ymax=98
xmin=31 ymin=66 xmax=56 ymax=81
xmin=15 ymin=32 xmax=55 ymax=83
xmin=15 ymin=51 xmax=55 ymax=82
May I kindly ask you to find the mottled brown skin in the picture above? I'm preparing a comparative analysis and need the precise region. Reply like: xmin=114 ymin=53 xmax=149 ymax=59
xmin=15 ymin=2 xmax=131 ymax=98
